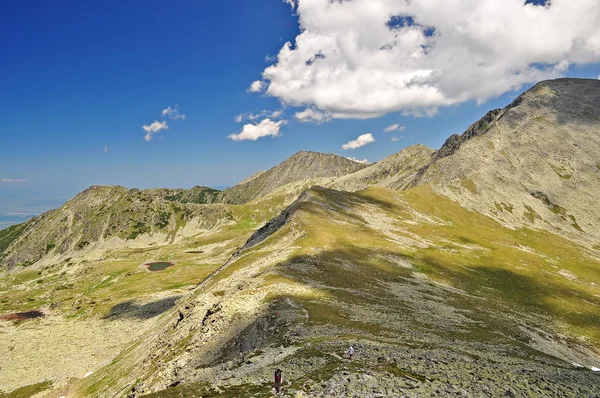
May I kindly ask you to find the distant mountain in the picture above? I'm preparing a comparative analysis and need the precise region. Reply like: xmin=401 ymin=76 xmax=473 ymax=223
xmin=217 ymin=151 xmax=367 ymax=204
xmin=0 ymin=185 xmax=231 ymax=269
xmin=329 ymin=144 xmax=435 ymax=192
xmin=144 ymin=186 xmax=221 ymax=205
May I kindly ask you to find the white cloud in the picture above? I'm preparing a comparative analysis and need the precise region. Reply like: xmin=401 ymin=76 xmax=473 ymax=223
xmin=228 ymin=118 xmax=287 ymax=141
xmin=162 ymin=105 xmax=186 ymax=120
xmin=235 ymin=110 xmax=284 ymax=123
xmin=258 ymin=0 xmax=600 ymax=120
xmin=390 ymin=136 xmax=400 ymax=142
xmin=283 ymin=0 xmax=296 ymax=10
xmin=294 ymin=108 xmax=331 ymax=124
xmin=347 ymin=157 xmax=369 ymax=164
xmin=104 ymin=146 xmax=109 ymax=153
xmin=383 ymin=123 xmax=404 ymax=133
xmin=143 ymin=120 xmax=168 ymax=141
xmin=247 ymin=80 xmax=265 ymax=93
xmin=270 ymin=110 xmax=283 ymax=118
xmin=1 ymin=178 xmax=28 ymax=183
xmin=342 ymin=133 xmax=375 ymax=150
xmin=402 ymin=107 xmax=439 ymax=118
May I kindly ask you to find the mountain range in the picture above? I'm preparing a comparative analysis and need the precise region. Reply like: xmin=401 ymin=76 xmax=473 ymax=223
xmin=1 ymin=78 xmax=599 ymax=397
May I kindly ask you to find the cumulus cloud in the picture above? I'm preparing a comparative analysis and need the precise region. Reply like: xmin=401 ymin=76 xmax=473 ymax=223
xmin=294 ymin=108 xmax=331 ymax=124
xmin=248 ymin=80 xmax=265 ymax=93
xmin=342 ymin=133 xmax=375 ymax=150
xmin=258 ymin=0 xmax=600 ymax=119
xmin=162 ymin=105 xmax=186 ymax=120
xmin=143 ymin=121 xmax=168 ymax=141
xmin=1 ymin=178 xmax=28 ymax=183
xmin=347 ymin=157 xmax=369 ymax=164
xmin=383 ymin=123 xmax=404 ymax=133
xmin=283 ymin=0 xmax=296 ymax=10
xmin=235 ymin=110 xmax=284 ymax=123
xmin=228 ymin=118 xmax=287 ymax=141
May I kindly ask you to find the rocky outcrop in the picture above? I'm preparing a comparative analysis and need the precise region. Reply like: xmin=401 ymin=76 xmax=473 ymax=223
xmin=434 ymin=108 xmax=502 ymax=161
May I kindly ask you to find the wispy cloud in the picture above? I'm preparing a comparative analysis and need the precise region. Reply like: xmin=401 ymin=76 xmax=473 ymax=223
xmin=383 ymin=124 xmax=404 ymax=133
xmin=390 ymin=135 xmax=413 ymax=142
xmin=104 ymin=145 xmax=109 ymax=153
xmin=228 ymin=118 xmax=287 ymax=141
xmin=347 ymin=157 xmax=369 ymax=164
xmin=402 ymin=108 xmax=439 ymax=118
xmin=283 ymin=0 xmax=296 ymax=10
xmin=342 ymin=133 xmax=375 ymax=150
xmin=247 ymin=80 xmax=265 ymax=93
xmin=1 ymin=178 xmax=28 ymax=183
xmin=162 ymin=105 xmax=186 ymax=120
xmin=235 ymin=110 xmax=284 ymax=123
xmin=143 ymin=121 xmax=168 ymax=141
xmin=294 ymin=108 xmax=331 ymax=124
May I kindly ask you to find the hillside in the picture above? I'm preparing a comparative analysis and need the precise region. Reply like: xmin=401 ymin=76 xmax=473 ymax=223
xmin=218 ymin=151 xmax=367 ymax=204
xmin=0 ymin=185 xmax=232 ymax=270
xmin=145 ymin=186 xmax=221 ymax=205
xmin=329 ymin=144 xmax=435 ymax=192
xmin=78 ymin=185 xmax=600 ymax=397
xmin=413 ymin=78 xmax=600 ymax=245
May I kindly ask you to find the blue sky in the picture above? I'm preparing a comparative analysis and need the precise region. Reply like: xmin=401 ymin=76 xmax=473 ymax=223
xmin=1 ymin=0 xmax=599 ymax=226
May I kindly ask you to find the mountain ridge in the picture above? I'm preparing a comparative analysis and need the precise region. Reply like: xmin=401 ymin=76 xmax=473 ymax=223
xmin=2 ymin=77 xmax=600 ymax=397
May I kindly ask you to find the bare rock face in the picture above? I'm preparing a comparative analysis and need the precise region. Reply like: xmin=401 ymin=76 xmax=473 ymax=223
xmin=415 ymin=78 xmax=600 ymax=245
xmin=434 ymin=108 xmax=503 ymax=161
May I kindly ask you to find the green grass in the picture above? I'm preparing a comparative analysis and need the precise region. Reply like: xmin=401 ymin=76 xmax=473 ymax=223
xmin=252 ymin=185 xmax=600 ymax=348
xmin=0 ymin=222 xmax=29 ymax=254
xmin=0 ymin=381 xmax=52 ymax=398
xmin=43 ymin=184 xmax=600 ymax=397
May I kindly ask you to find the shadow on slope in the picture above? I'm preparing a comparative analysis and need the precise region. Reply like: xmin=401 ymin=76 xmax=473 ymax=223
xmin=103 ymin=295 xmax=182 ymax=320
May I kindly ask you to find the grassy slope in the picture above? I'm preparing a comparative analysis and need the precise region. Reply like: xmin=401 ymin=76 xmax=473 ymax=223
xmin=0 ymin=193 xmax=286 ymax=319
xmin=79 ymin=185 xmax=600 ymax=397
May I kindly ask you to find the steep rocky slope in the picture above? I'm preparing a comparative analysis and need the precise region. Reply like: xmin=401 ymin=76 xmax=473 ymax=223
xmin=218 ymin=151 xmax=366 ymax=204
xmin=413 ymin=78 xmax=600 ymax=245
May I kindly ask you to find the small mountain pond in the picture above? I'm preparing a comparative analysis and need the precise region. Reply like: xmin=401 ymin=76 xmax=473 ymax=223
xmin=144 ymin=261 xmax=175 ymax=272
